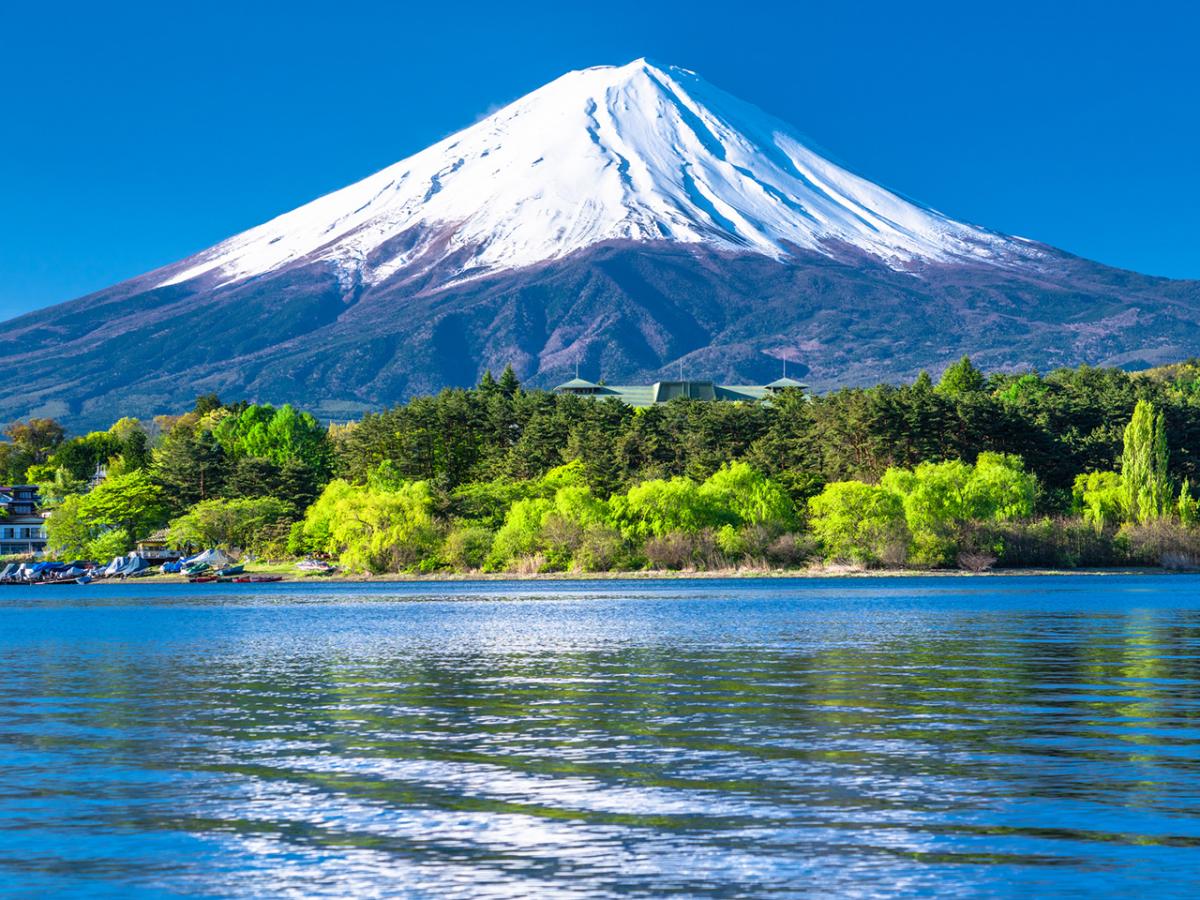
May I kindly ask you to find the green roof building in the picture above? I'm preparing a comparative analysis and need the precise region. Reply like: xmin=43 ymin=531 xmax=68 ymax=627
xmin=551 ymin=377 xmax=807 ymax=407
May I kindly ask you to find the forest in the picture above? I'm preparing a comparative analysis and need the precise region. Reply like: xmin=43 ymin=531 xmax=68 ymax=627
xmin=6 ymin=358 xmax=1200 ymax=574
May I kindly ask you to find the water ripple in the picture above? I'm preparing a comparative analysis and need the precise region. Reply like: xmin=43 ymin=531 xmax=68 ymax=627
xmin=0 ymin=575 xmax=1198 ymax=896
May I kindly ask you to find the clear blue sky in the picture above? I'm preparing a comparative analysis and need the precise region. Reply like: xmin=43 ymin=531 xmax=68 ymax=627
xmin=3 ymin=0 xmax=1197 ymax=319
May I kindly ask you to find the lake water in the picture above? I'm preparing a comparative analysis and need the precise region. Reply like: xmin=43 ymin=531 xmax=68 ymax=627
xmin=1 ymin=576 xmax=1199 ymax=897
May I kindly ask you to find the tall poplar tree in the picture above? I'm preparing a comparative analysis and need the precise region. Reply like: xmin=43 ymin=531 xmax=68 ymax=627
xmin=1121 ymin=399 xmax=1170 ymax=523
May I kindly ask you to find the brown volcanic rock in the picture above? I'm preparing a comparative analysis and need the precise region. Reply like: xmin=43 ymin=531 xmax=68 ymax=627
xmin=0 ymin=240 xmax=1196 ymax=429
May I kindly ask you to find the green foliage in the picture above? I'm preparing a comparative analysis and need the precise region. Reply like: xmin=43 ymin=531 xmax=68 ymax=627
xmin=698 ymin=462 xmax=796 ymax=530
xmin=486 ymin=497 xmax=554 ymax=570
xmin=497 ymin=365 xmax=521 ymax=397
xmin=807 ymin=481 xmax=910 ymax=566
xmin=152 ymin=420 xmax=229 ymax=509
xmin=5 ymin=418 xmax=65 ymax=465
xmin=36 ymin=466 xmax=89 ymax=508
xmin=223 ymin=456 xmax=322 ymax=511
xmin=295 ymin=479 xmax=355 ymax=556
xmin=150 ymin=401 xmax=329 ymax=514
xmin=482 ymin=473 xmax=617 ymax=571
xmin=299 ymin=479 xmax=441 ymax=573
xmin=45 ymin=470 xmax=167 ymax=559
xmin=44 ymin=494 xmax=92 ymax=559
xmin=1179 ymin=479 xmax=1199 ymax=527
xmin=87 ymin=528 xmax=135 ymax=562
xmin=35 ymin=418 xmax=150 ymax=482
xmin=31 ymin=358 xmax=1200 ymax=572
xmin=1072 ymin=471 xmax=1125 ymax=531
xmin=808 ymin=454 xmax=1038 ymax=567
xmin=167 ymin=497 xmax=293 ymax=551
xmin=880 ymin=453 xmax=1037 ymax=565
xmin=0 ymin=418 xmax=67 ymax=483
xmin=936 ymin=356 xmax=985 ymax=396
xmin=968 ymin=452 xmax=1040 ymax=520
xmin=442 ymin=525 xmax=494 ymax=570
xmin=610 ymin=477 xmax=715 ymax=540
xmin=978 ymin=517 xmax=1132 ymax=568
xmin=998 ymin=372 xmax=1050 ymax=406
xmin=76 ymin=471 xmax=167 ymax=538
xmin=211 ymin=403 xmax=330 ymax=472
xmin=450 ymin=478 xmax=534 ymax=529
xmin=574 ymin=524 xmax=631 ymax=572
xmin=1121 ymin=399 xmax=1171 ymax=523
xmin=193 ymin=393 xmax=223 ymax=416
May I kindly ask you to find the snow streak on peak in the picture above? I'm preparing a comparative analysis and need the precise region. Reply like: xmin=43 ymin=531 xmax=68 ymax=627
xmin=161 ymin=59 xmax=1029 ymax=290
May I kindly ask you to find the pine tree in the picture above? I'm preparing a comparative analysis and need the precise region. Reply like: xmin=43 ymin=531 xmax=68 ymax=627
xmin=1121 ymin=399 xmax=1170 ymax=523
xmin=935 ymin=356 xmax=985 ymax=396
xmin=497 ymin=365 xmax=521 ymax=397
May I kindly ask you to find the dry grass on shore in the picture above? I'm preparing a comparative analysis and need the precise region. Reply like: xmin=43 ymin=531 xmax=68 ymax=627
xmin=93 ymin=561 xmax=1176 ymax=586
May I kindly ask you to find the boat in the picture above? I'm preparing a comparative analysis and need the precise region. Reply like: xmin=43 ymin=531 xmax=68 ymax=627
xmin=232 ymin=574 xmax=283 ymax=583
xmin=187 ymin=575 xmax=218 ymax=583
xmin=215 ymin=564 xmax=244 ymax=577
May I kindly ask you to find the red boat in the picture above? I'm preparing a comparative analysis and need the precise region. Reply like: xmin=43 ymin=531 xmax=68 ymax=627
xmin=232 ymin=574 xmax=284 ymax=583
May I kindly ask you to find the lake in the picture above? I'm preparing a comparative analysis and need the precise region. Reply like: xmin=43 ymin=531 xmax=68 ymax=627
xmin=1 ymin=575 xmax=1199 ymax=897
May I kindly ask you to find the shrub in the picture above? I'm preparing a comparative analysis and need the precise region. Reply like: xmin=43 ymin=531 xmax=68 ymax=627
xmin=512 ymin=553 xmax=548 ymax=575
xmin=87 ymin=528 xmax=134 ymax=562
xmin=977 ymin=518 xmax=1129 ymax=568
xmin=957 ymin=551 xmax=997 ymax=573
xmin=644 ymin=531 xmax=698 ymax=570
xmin=1178 ymin=480 xmax=1199 ymax=527
xmin=716 ymin=522 xmax=777 ymax=562
xmin=486 ymin=498 xmax=553 ymax=570
xmin=1122 ymin=520 xmax=1200 ymax=568
xmin=574 ymin=525 xmax=631 ymax=572
xmin=765 ymin=533 xmax=816 ymax=568
xmin=642 ymin=530 xmax=727 ymax=570
xmin=442 ymin=525 xmax=494 ymax=570
xmin=540 ymin=513 xmax=583 ymax=570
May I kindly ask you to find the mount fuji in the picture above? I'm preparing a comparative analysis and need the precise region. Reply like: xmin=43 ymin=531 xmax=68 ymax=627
xmin=4 ymin=60 xmax=1197 ymax=426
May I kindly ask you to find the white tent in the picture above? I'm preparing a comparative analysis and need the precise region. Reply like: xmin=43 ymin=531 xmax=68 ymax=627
xmin=182 ymin=549 xmax=231 ymax=569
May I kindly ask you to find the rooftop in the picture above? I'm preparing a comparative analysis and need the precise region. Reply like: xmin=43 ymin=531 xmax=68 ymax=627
xmin=552 ymin=377 xmax=808 ymax=407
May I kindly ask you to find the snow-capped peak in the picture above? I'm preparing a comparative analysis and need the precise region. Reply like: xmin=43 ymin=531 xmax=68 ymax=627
xmin=161 ymin=59 xmax=1024 ymax=290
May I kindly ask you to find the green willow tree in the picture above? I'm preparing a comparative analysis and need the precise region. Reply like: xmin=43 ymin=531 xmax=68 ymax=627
xmin=1121 ymin=399 xmax=1171 ymax=523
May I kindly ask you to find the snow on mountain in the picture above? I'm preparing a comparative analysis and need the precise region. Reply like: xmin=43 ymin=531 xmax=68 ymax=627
xmin=160 ymin=59 xmax=1032 ymax=291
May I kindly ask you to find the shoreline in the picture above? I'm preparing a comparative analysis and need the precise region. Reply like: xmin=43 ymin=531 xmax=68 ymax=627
xmin=88 ymin=565 xmax=1187 ymax=586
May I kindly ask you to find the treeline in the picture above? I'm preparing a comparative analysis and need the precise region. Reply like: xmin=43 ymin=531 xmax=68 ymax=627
xmin=5 ymin=358 xmax=1200 ymax=573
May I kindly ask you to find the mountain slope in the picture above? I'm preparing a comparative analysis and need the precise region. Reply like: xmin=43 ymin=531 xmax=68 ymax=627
xmin=155 ymin=59 xmax=1032 ymax=292
xmin=2 ymin=60 xmax=1197 ymax=428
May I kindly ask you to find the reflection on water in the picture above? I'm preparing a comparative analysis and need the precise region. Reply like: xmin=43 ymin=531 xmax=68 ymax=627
xmin=1 ymin=576 xmax=1199 ymax=897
